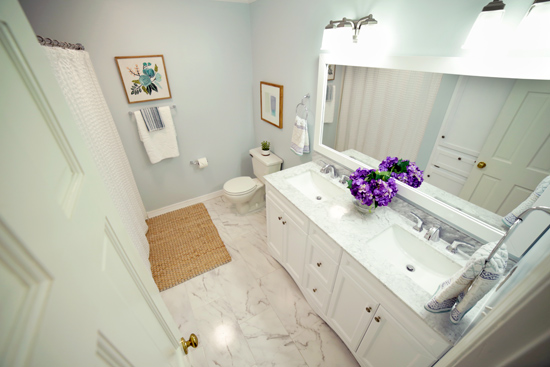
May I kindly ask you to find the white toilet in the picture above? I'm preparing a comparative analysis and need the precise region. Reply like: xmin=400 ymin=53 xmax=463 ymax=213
xmin=223 ymin=147 xmax=283 ymax=214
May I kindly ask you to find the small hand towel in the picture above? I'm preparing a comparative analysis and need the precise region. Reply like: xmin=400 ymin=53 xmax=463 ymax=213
xmin=425 ymin=241 xmax=507 ymax=323
xmin=324 ymin=85 xmax=336 ymax=123
xmin=502 ymin=175 xmax=550 ymax=227
xmin=134 ymin=106 xmax=179 ymax=164
xmin=290 ymin=115 xmax=310 ymax=156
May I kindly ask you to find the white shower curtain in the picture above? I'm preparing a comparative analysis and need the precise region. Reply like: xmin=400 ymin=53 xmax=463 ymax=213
xmin=43 ymin=47 xmax=151 ymax=270
xmin=335 ymin=67 xmax=443 ymax=162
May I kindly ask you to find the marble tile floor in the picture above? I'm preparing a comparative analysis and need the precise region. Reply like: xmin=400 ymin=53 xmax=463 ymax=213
xmin=160 ymin=196 xmax=359 ymax=367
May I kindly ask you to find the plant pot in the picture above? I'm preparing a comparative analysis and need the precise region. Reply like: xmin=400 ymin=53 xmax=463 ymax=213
xmin=353 ymin=199 xmax=375 ymax=214
xmin=261 ymin=149 xmax=270 ymax=156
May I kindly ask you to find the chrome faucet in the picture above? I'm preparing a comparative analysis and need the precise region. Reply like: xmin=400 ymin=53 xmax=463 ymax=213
xmin=340 ymin=175 xmax=350 ymax=186
xmin=409 ymin=212 xmax=423 ymax=232
xmin=446 ymin=240 xmax=475 ymax=254
xmin=425 ymin=226 xmax=440 ymax=242
xmin=320 ymin=164 xmax=339 ymax=178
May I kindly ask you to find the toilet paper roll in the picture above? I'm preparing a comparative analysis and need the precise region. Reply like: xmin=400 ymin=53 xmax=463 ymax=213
xmin=197 ymin=157 xmax=208 ymax=169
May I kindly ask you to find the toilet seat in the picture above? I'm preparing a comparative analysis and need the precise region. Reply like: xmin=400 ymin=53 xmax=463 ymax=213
xmin=223 ymin=176 xmax=257 ymax=196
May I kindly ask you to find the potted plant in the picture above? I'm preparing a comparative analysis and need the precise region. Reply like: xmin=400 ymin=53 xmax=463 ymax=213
xmin=261 ymin=140 xmax=270 ymax=156
xmin=347 ymin=168 xmax=398 ymax=214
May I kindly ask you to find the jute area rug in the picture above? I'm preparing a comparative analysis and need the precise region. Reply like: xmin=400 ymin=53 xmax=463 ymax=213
xmin=146 ymin=203 xmax=231 ymax=291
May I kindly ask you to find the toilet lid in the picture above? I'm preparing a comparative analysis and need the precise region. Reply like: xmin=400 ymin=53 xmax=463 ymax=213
xmin=223 ymin=176 xmax=257 ymax=195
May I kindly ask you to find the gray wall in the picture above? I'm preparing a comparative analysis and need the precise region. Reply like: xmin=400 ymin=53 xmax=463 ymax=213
xmin=20 ymin=0 xmax=256 ymax=211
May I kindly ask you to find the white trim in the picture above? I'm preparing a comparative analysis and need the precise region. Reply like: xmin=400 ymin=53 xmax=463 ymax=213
xmin=146 ymin=190 xmax=224 ymax=218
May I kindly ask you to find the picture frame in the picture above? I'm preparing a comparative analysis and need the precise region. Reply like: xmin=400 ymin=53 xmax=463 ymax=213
xmin=115 ymin=55 xmax=172 ymax=104
xmin=327 ymin=64 xmax=336 ymax=81
xmin=260 ymin=82 xmax=284 ymax=129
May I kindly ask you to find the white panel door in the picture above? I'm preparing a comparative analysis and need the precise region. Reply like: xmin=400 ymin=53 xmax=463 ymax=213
xmin=0 ymin=1 xmax=188 ymax=366
xmin=460 ymin=80 xmax=550 ymax=215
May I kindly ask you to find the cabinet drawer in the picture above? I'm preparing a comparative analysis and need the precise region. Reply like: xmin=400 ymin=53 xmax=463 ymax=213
xmin=308 ymin=223 xmax=342 ymax=261
xmin=304 ymin=237 xmax=339 ymax=291
xmin=302 ymin=269 xmax=332 ymax=315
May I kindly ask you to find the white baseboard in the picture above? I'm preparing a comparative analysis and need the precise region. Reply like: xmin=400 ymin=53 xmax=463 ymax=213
xmin=146 ymin=190 xmax=224 ymax=218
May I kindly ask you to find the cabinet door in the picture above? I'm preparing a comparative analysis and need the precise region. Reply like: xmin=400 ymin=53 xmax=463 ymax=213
xmin=355 ymin=306 xmax=434 ymax=367
xmin=266 ymin=194 xmax=284 ymax=262
xmin=326 ymin=268 xmax=379 ymax=351
xmin=282 ymin=214 xmax=308 ymax=283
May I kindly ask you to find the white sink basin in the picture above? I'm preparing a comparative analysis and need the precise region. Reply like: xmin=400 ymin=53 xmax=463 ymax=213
xmin=286 ymin=171 xmax=343 ymax=202
xmin=370 ymin=225 xmax=461 ymax=294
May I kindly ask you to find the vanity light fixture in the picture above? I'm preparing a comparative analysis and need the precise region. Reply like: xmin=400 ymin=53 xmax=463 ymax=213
xmin=513 ymin=0 xmax=550 ymax=49
xmin=462 ymin=0 xmax=506 ymax=50
xmin=321 ymin=15 xmax=378 ymax=50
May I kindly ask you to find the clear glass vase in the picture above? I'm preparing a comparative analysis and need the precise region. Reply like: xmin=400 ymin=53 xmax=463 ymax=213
xmin=353 ymin=199 xmax=375 ymax=214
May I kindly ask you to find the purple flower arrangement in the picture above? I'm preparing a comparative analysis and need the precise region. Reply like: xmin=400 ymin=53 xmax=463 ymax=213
xmin=379 ymin=156 xmax=424 ymax=188
xmin=347 ymin=168 xmax=398 ymax=209
xmin=347 ymin=157 xmax=424 ymax=210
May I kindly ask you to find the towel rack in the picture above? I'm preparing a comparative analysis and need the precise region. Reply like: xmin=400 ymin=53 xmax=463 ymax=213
xmin=128 ymin=105 xmax=176 ymax=116
xmin=296 ymin=94 xmax=310 ymax=120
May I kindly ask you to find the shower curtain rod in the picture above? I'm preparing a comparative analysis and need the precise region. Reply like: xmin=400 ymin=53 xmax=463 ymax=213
xmin=37 ymin=35 xmax=85 ymax=50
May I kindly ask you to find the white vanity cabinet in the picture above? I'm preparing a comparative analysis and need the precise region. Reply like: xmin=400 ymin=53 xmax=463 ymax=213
xmin=266 ymin=190 xmax=309 ymax=284
xmin=265 ymin=184 xmax=450 ymax=367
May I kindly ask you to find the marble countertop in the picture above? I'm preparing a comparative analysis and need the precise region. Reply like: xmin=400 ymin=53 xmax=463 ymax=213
xmin=265 ymin=161 xmax=488 ymax=346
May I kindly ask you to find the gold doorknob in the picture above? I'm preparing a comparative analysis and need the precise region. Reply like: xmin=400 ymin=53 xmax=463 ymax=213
xmin=366 ymin=307 xmax=372 ymax=313
xmin=181 ymin=334 xmax=198 ymax=354
xmin=477 ymin=162 xmax=487 ymax=169
xmin=375 ymin=316 xmax=381 ymax=323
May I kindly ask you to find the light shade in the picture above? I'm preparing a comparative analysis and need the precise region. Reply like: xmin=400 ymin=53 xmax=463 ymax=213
xmin=513 ymin=1 xmax=550 ymax=50
xmin=321 ymin=27 xmax=354 ymax=51
xmin=462 ymin=9 xmax=505 ymax=49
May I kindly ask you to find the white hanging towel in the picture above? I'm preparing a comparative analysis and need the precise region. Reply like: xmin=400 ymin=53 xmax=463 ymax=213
xmin=290 ymin=115 xmax=310 ymax=156
xmin=502 ymin=175 xmax=550 ymax=227
xmin=424 ymin=242 xmax=508 ymax=324
xmin=134 ymin=106 xmax=179 ymax=164
xmin=324 ymin=85 xmax=336 ymax=123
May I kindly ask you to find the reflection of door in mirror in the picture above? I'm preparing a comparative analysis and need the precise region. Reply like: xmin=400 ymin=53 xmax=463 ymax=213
xmin=459 ymin=80 xmax=550 ymax=216
xmin=322 ymin=66 xmax=550 ymax=217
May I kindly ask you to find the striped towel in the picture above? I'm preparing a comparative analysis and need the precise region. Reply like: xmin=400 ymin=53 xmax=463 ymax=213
xmin=140 ymin=107 xmax=165 ymax=132
xmin=290 ymin=115 xmax=310 ymax=156
xmin=424 ymin=241 xmax=507 ymax=324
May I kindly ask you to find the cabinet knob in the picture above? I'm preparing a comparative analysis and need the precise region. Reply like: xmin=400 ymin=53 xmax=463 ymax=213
xmin=365 ymin=307 xmax=372 ymax=313
xmin=180 ymin=334 xmax=198 ymax=354
xmin=278 ymin=216 xmax=282 ymax=220
xmin=313 ymin=288 xmax=317 ymax=292
xmin=375 ymin=316 xmax=381 ymax=323
xmin=477 ymin=161 xmax=487 ymax=169
xmin=282 ymin=221 xmax=287 ymax=225
xmin=317 ymin=262 xmax=322 ymax=267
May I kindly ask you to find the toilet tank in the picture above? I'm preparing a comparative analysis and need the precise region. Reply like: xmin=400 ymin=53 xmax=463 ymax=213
xmin=249 ymin=147 xmax=283 ymax=183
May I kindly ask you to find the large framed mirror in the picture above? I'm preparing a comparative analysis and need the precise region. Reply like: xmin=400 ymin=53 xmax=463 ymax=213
xmin=314 ymin=53 xmax=550 ymax=242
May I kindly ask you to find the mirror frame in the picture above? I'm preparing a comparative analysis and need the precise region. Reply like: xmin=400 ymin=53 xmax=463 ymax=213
xmin=313 ymin=52 xmax=550 ymax=242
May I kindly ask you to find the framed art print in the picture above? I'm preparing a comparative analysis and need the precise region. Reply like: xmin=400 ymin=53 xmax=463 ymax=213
xmin=115 ymin=55 xmax=172 ymax=104
xmin=260 ymin=81 xmax=284 ymax=129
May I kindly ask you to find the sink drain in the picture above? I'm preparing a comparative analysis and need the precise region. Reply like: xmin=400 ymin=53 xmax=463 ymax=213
xmin=316 ymin=196 xmax=322 ymax=200
xmin=406 ymin=264 xmax=415 ymax=272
